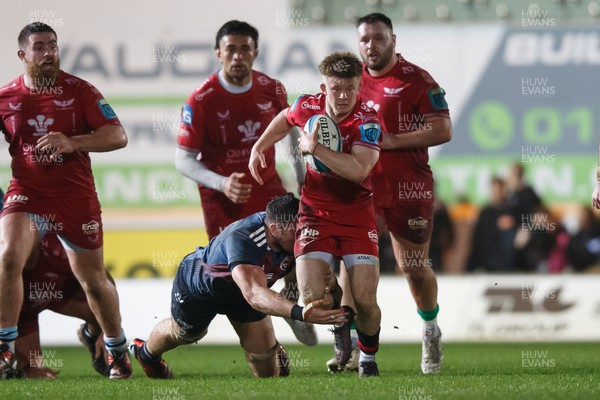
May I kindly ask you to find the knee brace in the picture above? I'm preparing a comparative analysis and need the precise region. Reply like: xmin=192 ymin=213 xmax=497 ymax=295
xmin=245 ymin=342 xmax=279 ymax=363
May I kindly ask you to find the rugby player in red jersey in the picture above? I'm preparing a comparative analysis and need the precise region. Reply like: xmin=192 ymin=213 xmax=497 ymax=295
xmin=175 ymin=20 xmax=314 ymax=346
xmin=0 ymin=22 xmax=131 ymax=379
xmin=175 ymin=20 xmax=304 ymax=239
xmin=249 ymin=51 xmax=383 ymax=377
xmin=355 ymin=13 xmax=452 ymax=374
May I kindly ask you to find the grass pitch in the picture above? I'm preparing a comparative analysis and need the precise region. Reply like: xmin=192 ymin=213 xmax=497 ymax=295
xmin=4 ymin=342 xmax=599 ymax=400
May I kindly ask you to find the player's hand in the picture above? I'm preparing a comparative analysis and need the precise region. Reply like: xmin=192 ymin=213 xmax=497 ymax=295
xmin=298 ymin=122 xmax=319 ymax=155
xmin=35 ymin=131 xmax=75 ymax=159
xmin=23 ymin=366 xmax=60 ymax=379
xmin=223 ymin=172 xmax=252 ymax=204
xmin=301 ymin=298 xmax=348 ymax=325
xmin=248 ymin=147 xmax=267 ymax=185
xmin=593 ymin=181 xmax=600 ymax=209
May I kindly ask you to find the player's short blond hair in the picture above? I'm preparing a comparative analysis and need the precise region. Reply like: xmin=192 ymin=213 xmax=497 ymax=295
xmin=318 ymin=51 xmax=362 ymax=79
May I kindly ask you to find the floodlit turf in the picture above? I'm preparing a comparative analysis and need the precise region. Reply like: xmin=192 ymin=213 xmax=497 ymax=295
xmin=3 ymin=342 xmax=599 ymax=400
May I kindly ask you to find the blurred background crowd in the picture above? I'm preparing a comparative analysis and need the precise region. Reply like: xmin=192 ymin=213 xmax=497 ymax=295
xmin=380 ymin=162 xmax=600 ymax=275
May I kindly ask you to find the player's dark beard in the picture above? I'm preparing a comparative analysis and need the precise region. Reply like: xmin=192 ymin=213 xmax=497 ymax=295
xmin=366 ymin=45 xmax=395 ymax=71
xmin=28 ymin=59 xmax=60 ymax=88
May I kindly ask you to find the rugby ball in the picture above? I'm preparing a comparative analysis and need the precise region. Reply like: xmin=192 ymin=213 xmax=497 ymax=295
xmin=302 ymin=114 xmax=342 ymax=173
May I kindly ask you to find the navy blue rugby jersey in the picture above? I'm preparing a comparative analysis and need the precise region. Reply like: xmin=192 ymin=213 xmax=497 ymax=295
xmin=182 ymin=212 xmax=294 ymax=304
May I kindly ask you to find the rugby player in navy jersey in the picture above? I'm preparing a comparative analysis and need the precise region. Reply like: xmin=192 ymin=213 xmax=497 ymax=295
xmin=129 ymin=194 xmax=347 ymax=378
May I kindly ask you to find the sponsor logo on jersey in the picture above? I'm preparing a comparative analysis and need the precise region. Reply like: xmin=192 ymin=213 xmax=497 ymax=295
xmin=28 ymin=115 xmax=54 ymax=136
xmin=174 ymin=291 xmax=185 ymax=304
xmin=364 ymin=100 xmax=380 ymax=112
xmin=65 ymin=78 xmax=78 ymax=84
xmin=5 ymin=194 xmax=28 ymax=205
xmin=53 ymin=98 xmax=75 ymax=109
xmin=217 ymin=110 xmax=230 ymax=120
xmin=97 ymin=99 xmax=117 ymax=119
xmin=82 ymin=220 xmax=100 ymax=234
xmin=383 ymin=86 xmax=406 ymax=96
xmin=280 ymin=256 xmax=293 ymax=271
xmin=301 ymin=101 xmax=321 ymax=110
xmin=368 ymin=230 xmax=379 ymax=243
xmin=178 ymin=128 xmax=190 ymax=138
xmin=250 ymin=226 xmax=267 ymax=247
xmin=353 ymin=111 xmax=378 ymax=123
xmin=402 ymin=66 xmax=414 ymax=74
xmin=238 ymin=120 xmax=261 ymax=142
xmin=298 ymin=227 xmax=319 ymax=248
xmin=181 ymin=104 xmax=193 ymax=126
xmin=300 ymin=227 xmax=319 ymax=239
xmin=359 ymin=122 xmax=381 ymax=144
xmin=194 ymin=87 xmax=214 ymax=101
xmin=256 ymin=76 xmax=270 ymax=86
xmin=408 ymin=216 xmax=428 ymax=230
xmin=257 ymin=101 xmax=273 ymax=112
xmin=8 ymin=103 xmax=22 ymax=111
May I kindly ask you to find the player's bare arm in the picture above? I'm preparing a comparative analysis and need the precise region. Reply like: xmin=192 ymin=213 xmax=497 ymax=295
xmin=248 ymin=109 xmax=293 ymax=184
xmin=35 ymin=124 xmax=127 ymax=157
xmin=380 ymin=116 xmax=451 ymax=151
xmin=231 ymin=263 xmax=348 ymax=324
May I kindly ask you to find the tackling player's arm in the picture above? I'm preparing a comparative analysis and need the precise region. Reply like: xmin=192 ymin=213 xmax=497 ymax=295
xmin=248 ymin=109 xmax=293 ymax=185
xmin=231 ymin=263 xmax=348 ymax=324
xmin=380 ymin=116 xmax=451 ymax=150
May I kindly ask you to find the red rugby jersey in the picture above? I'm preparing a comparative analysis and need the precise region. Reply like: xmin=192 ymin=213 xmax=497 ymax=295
xmin=177 ymin=70 xmax=288 ymax=205
xmin=359 ymin=55 xmax=450 ymax=207
xmin=286 ymin=93 xmax=381 ymax=224
xmin=0 ymin=71 xmax=121 ymax=195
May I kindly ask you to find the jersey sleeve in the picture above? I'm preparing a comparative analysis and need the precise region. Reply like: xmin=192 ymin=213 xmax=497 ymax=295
xmin=353 ymin=119 xmax=382 ymax=151
xmin=176 ymin=92 xmax=206 ymax=153
xmin=225 ymin=231 xmax=263 ymax=271
xmin=414 ymin=72 xmax=450 ymax=118
xmin=286 ymin=95 xmax=309 ymax=127
xmin=80 ymin=82 xmax=121 ymax=130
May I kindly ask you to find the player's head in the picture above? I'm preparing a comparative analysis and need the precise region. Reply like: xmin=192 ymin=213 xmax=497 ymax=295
xmin=17 ymin=22 xmax=60 ymax=85
xmin=265 ymin=194 xmax=299 ymax=254
xmin=318 ymin=51 xmax=363 ymax=120
xmin=215 ymin=20 xmax=259 ymax=86
xmin=215 ymin=20 xmax=259 ymax=50
xmin=355 ymin=12 xmax=396 ymax=72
